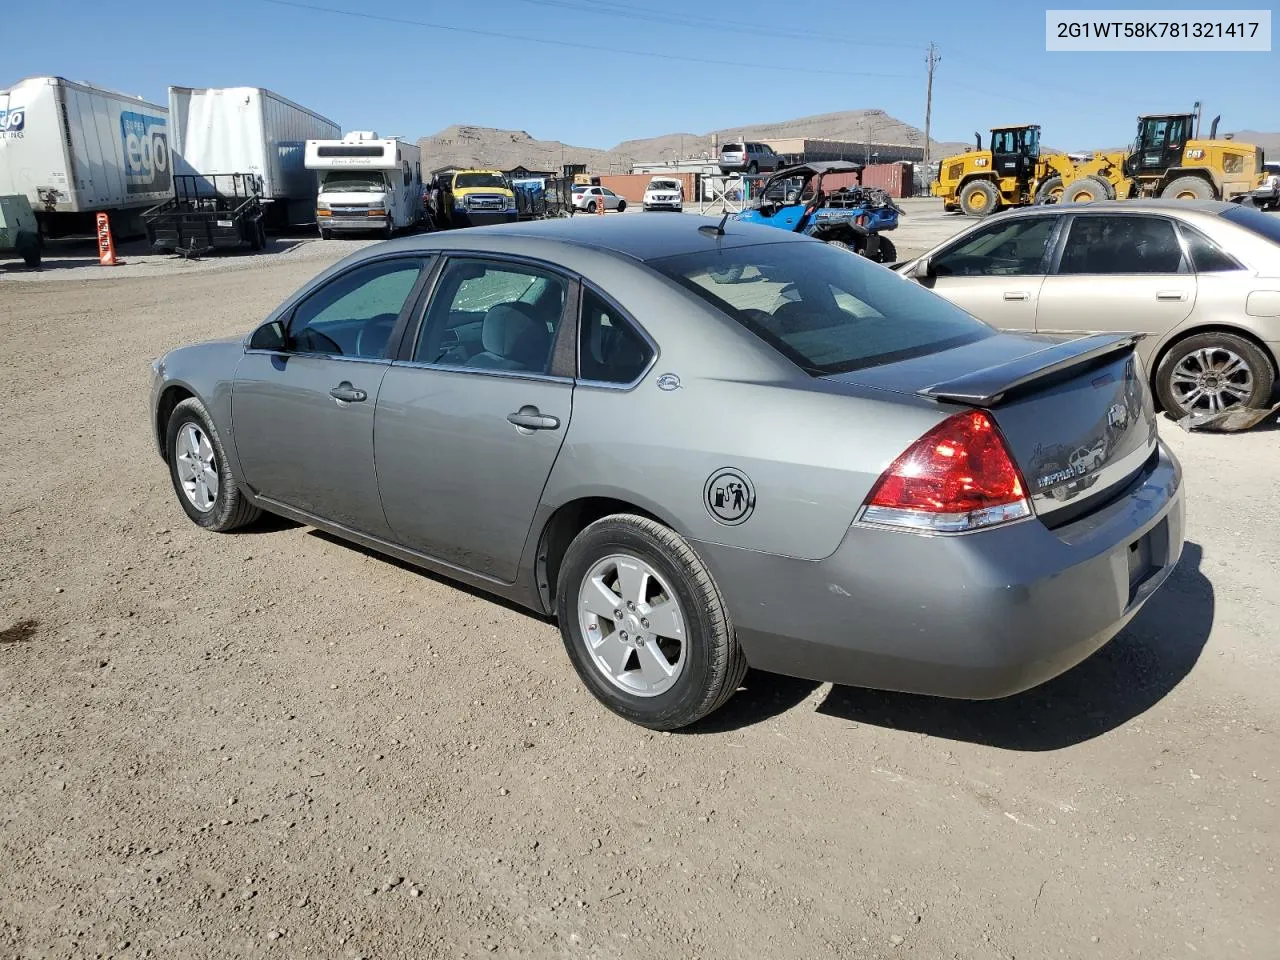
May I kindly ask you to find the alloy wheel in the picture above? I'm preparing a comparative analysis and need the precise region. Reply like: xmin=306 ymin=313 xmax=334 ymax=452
xmin=1170 ymin=346 xmax=1254 ymax=413
xmin=174 ymin=422 xmax=218 ymax=512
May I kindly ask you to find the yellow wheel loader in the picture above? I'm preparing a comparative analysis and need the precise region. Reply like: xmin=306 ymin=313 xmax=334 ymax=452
xmin=931 ymin=125 xmax=1078 ymax=217
xmin=1060 ymin=112 xmax=1264 ymax=205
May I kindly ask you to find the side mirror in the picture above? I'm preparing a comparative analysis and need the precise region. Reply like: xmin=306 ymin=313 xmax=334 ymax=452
xmin=910 ymin=256 xmax=934 ymax=279
xmin=249 ymin=319 xmax=288 ymax=352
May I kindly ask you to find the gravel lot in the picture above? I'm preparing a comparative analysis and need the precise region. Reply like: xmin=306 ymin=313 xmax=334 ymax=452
xmin=2 ymin=208 xmax=1277 ymax=959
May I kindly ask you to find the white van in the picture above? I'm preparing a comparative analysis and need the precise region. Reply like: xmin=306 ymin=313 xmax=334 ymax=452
xmin=643 ymin=177 xmax=684 ymax=212
xmin=305 ymin=132 xmax=423 ymax=239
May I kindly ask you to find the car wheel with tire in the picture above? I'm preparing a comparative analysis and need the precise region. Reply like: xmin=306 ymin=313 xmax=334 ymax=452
xmin=587 ymin=200 xmax=598 ymax=214
xmin=1154 ymin=332 xmax=1276 ymax=422
xmin=1034 ymin=175 xmax=1064 ymax=204
xmin=616 ymin=200 xmax=626 ymax=213
xmin=166 ymin=397 xmax=261 ymax=532
xmin=556 ymin=514 xmax=748 ymax=730
xmin=319 ymin=228 xmax=331 ymax=241
xmin=1161 ymin=176 xmax=1214 ymax=201
xmin=959 ymin=180 xmax=999 ymax=217
xmin=747 ymin=162 xmax=758 ymax=174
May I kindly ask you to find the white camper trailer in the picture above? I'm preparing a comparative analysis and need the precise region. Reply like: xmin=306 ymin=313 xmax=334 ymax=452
xmin=0 ymin=76 xmax=171 ymax=237
xmin=305 ymin=132 xmax=423 ymax=239
xmin=169 ymin=86 xmax=340 ymax=228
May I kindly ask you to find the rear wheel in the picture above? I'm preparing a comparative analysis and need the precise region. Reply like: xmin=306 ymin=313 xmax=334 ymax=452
xmin=165 ymin=397 xmax=261 ymax=532
xmin=1063 ymin=176 xmax=1110 ymax=204
xmin=1155 ymin=332 xmax=1275 ymax=421
xmin=747 ymin=162 xmax=758 ymax=174
xmin=959 ymin=180 xmax=999 ymax=217
xmin=1034 ymin=175 xmax=1064 ymax=204
xmin=587 ymin=200 xmax=598 ymax=213
xmin=874 ymin=236 xmax=897 ymax=263
xmin=616 ymin=200 xmax=626 ymax=213
xmin=1161 ymin=176 xmax=1214 ymax=201
xmin=556 ymin=514 xmax=747 ymax=730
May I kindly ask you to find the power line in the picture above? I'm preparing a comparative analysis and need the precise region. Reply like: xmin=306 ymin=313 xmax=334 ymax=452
xmin=260 ymin=0 xmax=917 ymax=79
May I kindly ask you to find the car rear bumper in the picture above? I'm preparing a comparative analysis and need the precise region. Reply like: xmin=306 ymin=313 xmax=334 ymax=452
xmin=694 ymin=442 xmax=1184 ymax=699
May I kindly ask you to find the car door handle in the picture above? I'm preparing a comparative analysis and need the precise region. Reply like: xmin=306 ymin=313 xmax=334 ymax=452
xmin=329 ymin=382 xmax=367 ymax=403
xmin=1003 ymin=291 xmax=1031 ymax=301
xmin=1156 ymin=291 xmax=1187 ymax=301
xmin=507 ymin=406 xmax=560 ymax=431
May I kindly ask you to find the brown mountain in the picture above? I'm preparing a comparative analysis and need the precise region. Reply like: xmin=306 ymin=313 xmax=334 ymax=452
xmin=418 ymin=110 xmax=971 ymax=173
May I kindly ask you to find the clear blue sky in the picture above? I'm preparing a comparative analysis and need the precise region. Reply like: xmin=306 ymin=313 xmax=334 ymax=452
xmin=5 ymin=0 xmax=1277 ymax=151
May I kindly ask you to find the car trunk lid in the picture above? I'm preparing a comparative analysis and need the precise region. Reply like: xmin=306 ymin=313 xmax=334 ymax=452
xmin=828 ymin=333 xmax=1159 ymax=522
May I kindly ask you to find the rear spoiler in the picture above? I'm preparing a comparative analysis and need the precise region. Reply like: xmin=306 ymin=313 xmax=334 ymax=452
xmin=919 ymin=333 xmax=1144 ymax=407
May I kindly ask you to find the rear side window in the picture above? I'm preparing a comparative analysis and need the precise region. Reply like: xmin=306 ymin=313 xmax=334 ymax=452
xmin=1179 ymin=223 xmax=1244 ymax=273
xmin=651 ymin=242 xmax=992 ymax=376
xmin=578 ymin=289 xmax=653 ymax=384
xmin=1057 ymin=215 xmax=1185 ymax=275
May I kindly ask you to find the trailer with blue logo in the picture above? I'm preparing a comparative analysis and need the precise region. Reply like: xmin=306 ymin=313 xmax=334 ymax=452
xmin=0 ymin=76 xmax=172 ymax=238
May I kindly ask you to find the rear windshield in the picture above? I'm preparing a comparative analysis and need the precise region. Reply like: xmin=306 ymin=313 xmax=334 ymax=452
xmin=1222 ymin=204 xmax=1280 ymax=246
xmin=722 ymin=143 xmax=744 ymax=152
xmin=650 ymin=241 xmax=993 ymax=375
xmin=455 ymin=172 xmax=507 ymax=189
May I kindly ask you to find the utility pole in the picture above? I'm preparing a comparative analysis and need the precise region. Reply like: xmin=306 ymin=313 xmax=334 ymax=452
xmin=922 ymin=42 xmax=940 ymax=180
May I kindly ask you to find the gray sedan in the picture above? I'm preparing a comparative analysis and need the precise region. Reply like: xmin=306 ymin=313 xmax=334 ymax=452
xmin=151 ymin=216 xmax=1185 ymax=729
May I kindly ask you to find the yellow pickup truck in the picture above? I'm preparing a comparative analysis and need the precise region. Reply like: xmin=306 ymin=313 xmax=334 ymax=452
xmin=438 ymin=169 xmax=518 ymax=228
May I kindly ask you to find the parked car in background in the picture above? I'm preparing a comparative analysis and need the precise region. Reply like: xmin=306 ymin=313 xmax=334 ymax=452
xmin=1251 ymin=162 xmax=1280 ymax=211
xmin=894 ymin=200 xmax=1280 ymax=430
xmin=718 ymin=141 xmax=782 ymax=174
xmin=150 ymin=216 xmax=1183 ymax=730
xmin=572 ymin=185 xmax=626 ymax=213
xmin=643 ymin=177 xmax=684 ymax=212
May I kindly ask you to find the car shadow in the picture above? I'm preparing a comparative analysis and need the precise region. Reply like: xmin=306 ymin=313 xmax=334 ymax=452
xmin=812 ymin=541 xmax=1212 ymax=751
xmin=683 ymin=670 xmax=822 ymax=734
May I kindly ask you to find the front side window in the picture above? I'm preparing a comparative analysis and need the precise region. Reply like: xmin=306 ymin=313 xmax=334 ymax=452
xmin=579 ymin=289 xmax=653 ymax=384
xmin=651 ymin=241 xmax=992 ymax=376
xmin=991 ymin=130 xmax=1016 ymax=153
xmin=288 ymin=258 xmax=426 ymax=358
xmin=932 ymin=217 xmax=1057 ymax=277
xmin=1057 ymin=215 xmax=1185 ymax=275
xmin=413 ymin=260 xmax=568 ymax=373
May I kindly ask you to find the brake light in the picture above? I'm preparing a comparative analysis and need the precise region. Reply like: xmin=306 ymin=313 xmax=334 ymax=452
xmin=861 ymin=410 xmax=1031 ymax=534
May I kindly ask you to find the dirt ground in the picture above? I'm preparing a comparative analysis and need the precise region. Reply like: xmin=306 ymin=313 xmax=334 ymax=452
xmin=1 ymin=222 xmax=1277 ymax=960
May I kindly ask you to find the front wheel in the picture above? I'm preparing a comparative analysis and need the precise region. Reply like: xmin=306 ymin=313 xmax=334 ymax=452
xmin=166 ymin=397 xmax=261 ymax=531
xmin=1154 ymin=332 xmax=1276 ymax=423
xmin=959 ymin=180 xmax=999 ymax=217
xmin=556 ymin=514 xmax=747 ymax=730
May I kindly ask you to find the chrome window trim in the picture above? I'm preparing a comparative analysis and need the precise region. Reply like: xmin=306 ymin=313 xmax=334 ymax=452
xmin=389 ymin=359 xmax=574 ymax=386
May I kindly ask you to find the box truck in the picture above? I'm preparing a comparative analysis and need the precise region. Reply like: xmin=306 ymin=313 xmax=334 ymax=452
xmin=306 ymin=133 xmax=423 ymax=239
xmin=0 ymin=76 xmax=171 ymax=238
xmin=169 ymin=86 xmax=340 ymax=229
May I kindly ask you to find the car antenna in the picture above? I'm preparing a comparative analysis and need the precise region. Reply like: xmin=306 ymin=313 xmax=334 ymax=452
xmin=699 ymin=211 xmax=731 ymax=237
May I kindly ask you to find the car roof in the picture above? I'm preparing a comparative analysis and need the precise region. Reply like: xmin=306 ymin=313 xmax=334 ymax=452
xmin=366 ymin=214 xmax=810 ymax=263
xmin=987 ymin=198 xmax=1239 ymax=220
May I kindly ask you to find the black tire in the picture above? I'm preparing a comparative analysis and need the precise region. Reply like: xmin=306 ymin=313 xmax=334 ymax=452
xmin=248 ymin=220 xmax=264 ymax=251
xmin=165 ymin=397 xmax=261 ymax=532
xmin=1161 ymin=176 xmax=1215 ymax=201
xmin=555 ymin=514 xmax=747 ymax=730
xmin=616 ymin=200 xmax=626 ymax=213
xmin=382 ymin=219 xmax=393 ymax=240
xmin=1034 ymin=175 xmax=1064 ymax=205
xmin=319 ymin=228 xmax=331 ymax=241
xmin=587 ymin=200 xmax=598 ymax=214
xmin=1154 ymin=332 xmax=1276 ymax=422
xmin=747 ymin=162 xmax=758 ymax=174
xmin=1062 ymin=176 xmax=1111 ymax=204
xmin=959 ymin=180 xmax=999 ymax=217
xmin=873 ymin=236 xmax=897 ymax=263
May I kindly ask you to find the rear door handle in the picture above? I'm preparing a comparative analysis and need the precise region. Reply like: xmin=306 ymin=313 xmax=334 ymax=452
xmin=1003 ymin=291 xmax=1031 ymax=301
xmin=1156 ymin=291 xmax=1187 ymax=301
xmin=329 ymin=381 xmax=367 ymax=403
xmin=507 ymin=406 xmax=560 ymax=431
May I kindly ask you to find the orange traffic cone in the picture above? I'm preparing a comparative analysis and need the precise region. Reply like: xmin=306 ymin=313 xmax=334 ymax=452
xmin=96 ymin=212 xmax=119 ymax=266
xmin=596 ymin=191 xmax=605 ymax=216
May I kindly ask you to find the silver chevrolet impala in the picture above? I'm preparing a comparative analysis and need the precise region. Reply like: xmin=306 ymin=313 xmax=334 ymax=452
xmin=150 ymin=216 xmax=1185 ymax=730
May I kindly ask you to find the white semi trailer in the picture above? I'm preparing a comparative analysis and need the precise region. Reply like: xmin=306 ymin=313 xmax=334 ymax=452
xmin=168 ymin=86 xmax=340 ymax=229
xmin=0 ymin=76 xmax=172 ymax=237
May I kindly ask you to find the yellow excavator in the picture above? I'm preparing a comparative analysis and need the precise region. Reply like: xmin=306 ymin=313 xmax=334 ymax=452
xmin=931 ymin=125 xmax=1078 ymax=216
xmin=1059 ymin=110 xmax=1264 ymax=204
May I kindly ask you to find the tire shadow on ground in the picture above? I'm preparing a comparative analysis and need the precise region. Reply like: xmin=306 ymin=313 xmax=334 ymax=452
xmin=814 ymin=541 xmax=1213 ymax=751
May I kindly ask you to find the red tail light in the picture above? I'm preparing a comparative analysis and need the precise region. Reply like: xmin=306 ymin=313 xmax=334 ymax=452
xmin=861 ymin=410 xmax=1031 ymax=534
